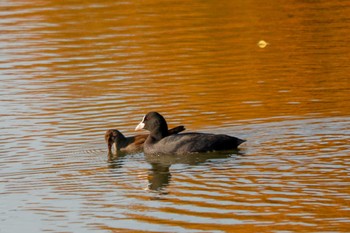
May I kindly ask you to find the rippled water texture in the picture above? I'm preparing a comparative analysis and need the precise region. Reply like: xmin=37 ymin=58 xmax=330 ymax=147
xmin=1 ymin=0 xmax=350 ymax=232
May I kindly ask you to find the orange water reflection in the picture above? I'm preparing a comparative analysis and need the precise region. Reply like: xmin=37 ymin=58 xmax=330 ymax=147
xmin=1 ymin=0 xmax=350 ymax=232
xmin=3 ymin=0 xmax=349 ymax=128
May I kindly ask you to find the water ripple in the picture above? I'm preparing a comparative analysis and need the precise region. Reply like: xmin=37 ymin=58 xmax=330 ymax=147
xmin=1 ymin=0 xmax=350 ymax=232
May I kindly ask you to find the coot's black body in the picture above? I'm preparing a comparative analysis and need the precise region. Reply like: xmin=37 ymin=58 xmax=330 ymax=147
xmin=105 ymin=125 xmax=185 ymax=154
xmin=135 ymin=112 xmax=245 ymax=155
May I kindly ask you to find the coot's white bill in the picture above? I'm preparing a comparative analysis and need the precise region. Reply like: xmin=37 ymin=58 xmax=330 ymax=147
xmin=135 ymin=115 xmax=146 ymax=131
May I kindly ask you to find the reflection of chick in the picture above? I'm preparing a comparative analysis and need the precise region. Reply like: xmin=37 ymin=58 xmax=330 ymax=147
xmin=105 ymin=126 xmax=185 ymax=154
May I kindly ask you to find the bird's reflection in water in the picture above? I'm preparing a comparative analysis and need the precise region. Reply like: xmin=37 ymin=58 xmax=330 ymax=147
xmin=145 ymin=151 xmax=243 ymax=196
xmin=106 ymin=151 xmax=126 ymax=170
xmin=147 ymin=162 xmax=171 ymax=195
xmin=104 ymin=149 xmax=243 ymax=197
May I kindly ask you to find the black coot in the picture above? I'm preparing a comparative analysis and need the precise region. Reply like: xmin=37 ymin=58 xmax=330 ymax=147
xmin=105 ymin=125 xmax=185 ymax=154
xmin=135 ymin=112 xmax=246 ymax=155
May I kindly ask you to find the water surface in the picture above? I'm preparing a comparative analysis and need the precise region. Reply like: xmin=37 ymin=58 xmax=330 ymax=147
xmin=1 ymin=0 xmax=350 ymax=232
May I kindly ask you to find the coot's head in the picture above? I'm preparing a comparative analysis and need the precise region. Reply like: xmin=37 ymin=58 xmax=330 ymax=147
xmin=105 ymin=129 xmax=126 ymax=153
xmin=135 ymin=112 xmax=168 ymax=135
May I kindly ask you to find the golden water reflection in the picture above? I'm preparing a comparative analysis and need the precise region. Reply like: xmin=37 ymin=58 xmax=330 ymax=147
xmin=3 ymin=0 xmax=349 ymax=128
xmin=1 ymin=0 xmax=350 ymax=232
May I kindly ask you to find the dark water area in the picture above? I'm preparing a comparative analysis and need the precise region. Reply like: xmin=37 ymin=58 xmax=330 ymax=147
xmin=1 ymin=0 xmax=350 ymax=232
